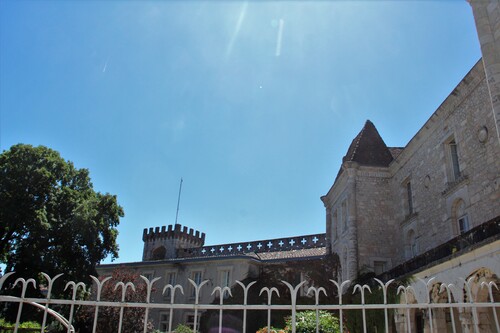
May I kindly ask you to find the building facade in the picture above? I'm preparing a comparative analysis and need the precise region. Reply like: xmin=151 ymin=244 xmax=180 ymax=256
xmin=98 ymin=225 xmax=329 ymax=331
xmin=97 ymin=1 xmax=500 ymax=331
xmin=322 ymin=59 xmax=499 ymax=284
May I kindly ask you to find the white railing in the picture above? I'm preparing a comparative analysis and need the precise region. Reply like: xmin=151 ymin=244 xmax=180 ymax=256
xmin=0 ymin=272 xmax=499 ymax=333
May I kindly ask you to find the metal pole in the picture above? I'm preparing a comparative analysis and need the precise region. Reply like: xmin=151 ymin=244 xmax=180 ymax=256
xmin=175 ymin=178 xmax=183 ymax=225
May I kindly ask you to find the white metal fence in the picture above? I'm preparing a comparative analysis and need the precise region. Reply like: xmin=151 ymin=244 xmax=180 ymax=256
xmin=0 ymin=272 xmax=499 ymax=333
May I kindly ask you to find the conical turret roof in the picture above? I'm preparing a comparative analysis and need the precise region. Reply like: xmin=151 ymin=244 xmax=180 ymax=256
xmin=342 ymin=120 xmax=394 ymax=167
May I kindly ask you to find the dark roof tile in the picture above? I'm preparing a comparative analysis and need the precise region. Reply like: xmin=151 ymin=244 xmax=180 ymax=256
xmin=343 ymin=120 xmax=394 ymax=167
xmin=255 ymin=247 xmax=326 ymax=261
xmin=388 ymin=147 xmax=404 ymax=159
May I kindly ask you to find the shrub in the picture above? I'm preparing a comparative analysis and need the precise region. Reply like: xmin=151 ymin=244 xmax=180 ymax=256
xmin=285 ymin=311 xmax=340 ymax=333
xmin=0 ymin=318 xmax=42 ymax=330
xmin=174 ymin=324 xmax=195 ymax=333
xmin=256 ymin=326 xmax=286 ymax=333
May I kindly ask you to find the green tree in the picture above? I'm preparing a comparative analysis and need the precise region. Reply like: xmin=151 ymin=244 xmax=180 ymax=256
xmin=0 ymin=144 xmax=123 ymax=292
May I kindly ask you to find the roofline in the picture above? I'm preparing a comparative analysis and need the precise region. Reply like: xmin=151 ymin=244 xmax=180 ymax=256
xmin=389 ymin=58 xmax=484 ymax=170
xmin=97 ymin=251 xmax=328 ymax=270
xmin=258 ymin=254 xmax=326 ymax=263
xmin=97 ymin=254 xmax=261 ymax=270
xmin=322 ymin=59 xmax=484 ymax=204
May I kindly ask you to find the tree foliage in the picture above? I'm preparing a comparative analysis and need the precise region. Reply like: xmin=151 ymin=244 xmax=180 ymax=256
xmin=0 ymin=144 xmax=123 ymax=290
xmin=77 ymin=267 xmax=153 ymax=333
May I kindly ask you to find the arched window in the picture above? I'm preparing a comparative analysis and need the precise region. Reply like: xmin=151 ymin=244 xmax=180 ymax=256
xmin=430 ymin=282 xmax=461 ymax=333
xmin=453 ymin=199 xmax=470 ymax=235
xmin=152 ymin=246 xmax=166 ymax=260
xmin=464 ymin=268 xmax=500 ymax=332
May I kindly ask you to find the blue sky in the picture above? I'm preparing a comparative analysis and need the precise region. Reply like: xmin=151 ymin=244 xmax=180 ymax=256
xmin=0 ymin=1 xmax=481 ymax=264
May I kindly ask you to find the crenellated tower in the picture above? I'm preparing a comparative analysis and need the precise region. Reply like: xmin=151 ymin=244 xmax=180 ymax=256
xmin=142 ymin=224 xmax=205 ymax=261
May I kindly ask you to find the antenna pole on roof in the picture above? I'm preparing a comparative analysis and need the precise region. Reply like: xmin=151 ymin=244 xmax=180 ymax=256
xmin=175 ymin=178 xmax=183 ymax=226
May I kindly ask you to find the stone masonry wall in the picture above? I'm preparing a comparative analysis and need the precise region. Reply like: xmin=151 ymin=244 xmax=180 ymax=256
xmin=388 ymin=61 xmax=500 ymax=267
xmin=354 ymin=167 xmax=398 ymax=273
xmin=325 ymin=61 xmax=500 ymax=278
xmin=470 ymin=0 xmax=500 ymax=143
xmin=323 ymin=166 xmax=359 ymax=282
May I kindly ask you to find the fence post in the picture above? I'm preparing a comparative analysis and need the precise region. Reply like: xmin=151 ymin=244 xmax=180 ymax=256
xmin=330 ymin=279 xmax=350 ymax=333
xmin=282 ymin=281 xmax=306 ymax=333
xmin=13 ymin=278 xmax=37 ymax=333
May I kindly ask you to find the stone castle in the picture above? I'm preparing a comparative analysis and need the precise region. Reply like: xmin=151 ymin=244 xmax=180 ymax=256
xmin=98 ymin=1 xmax=500 ymax=332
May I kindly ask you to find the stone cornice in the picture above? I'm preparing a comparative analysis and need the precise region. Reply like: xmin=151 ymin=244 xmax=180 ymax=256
xmin=321 ymin=163 xmax=351 ymax=207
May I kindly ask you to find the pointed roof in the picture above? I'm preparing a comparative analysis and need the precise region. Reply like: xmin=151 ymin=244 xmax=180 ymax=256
xmin=328 ymin=120 xmax=396 ymax=188
xmin=342 ymin=120 xmax=394 ymax=167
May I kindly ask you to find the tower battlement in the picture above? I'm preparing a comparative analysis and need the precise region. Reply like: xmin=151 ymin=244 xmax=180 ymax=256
xmin=142 ymin=224 xmax=205 ymax=245
xmin=142 ymin=224 xmax=206 ymax=260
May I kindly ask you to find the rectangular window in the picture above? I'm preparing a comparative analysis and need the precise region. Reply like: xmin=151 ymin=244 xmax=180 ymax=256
xmin=458 ymin=214 xmax=470 ymax=234
xmin=406 ymin=231 xmax=418 ymax=259
xmin=445 ymin=137 xmax=461 ymax=182
xmin=406 ymin=182 xmax=414 ymax=215
xmin=332 ymin=209 xmax=338 ymax=240
xmin=159 ymin=312 xmax=170 ymax=332
xmin=342 ymin=201 xmax=348 ymax=232
xmin=164 ymin=271 xmax=177 ymax=299
xmin=449 ymin=140 xmax=461 ymax=180
xmin=218 ymin=269 xmax=231 ymax=298
xmin=373 ymin=261 xmax=386 ymax=275
xmin=411 ymin=241 xmax=418 ymax=258
xmin=142 ymin=271 xmax=154 ymax=282
xmin=168 ymin=271 xmax=177 ymax=286
xmin=190 ymin=270 xmax=203 ymax=298
xmin=185 ymin=314 xmax=199 ymax=331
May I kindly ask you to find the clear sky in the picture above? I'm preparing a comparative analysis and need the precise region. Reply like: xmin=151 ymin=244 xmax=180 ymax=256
xmin=0 ymin=1 xmax=481 ymax=264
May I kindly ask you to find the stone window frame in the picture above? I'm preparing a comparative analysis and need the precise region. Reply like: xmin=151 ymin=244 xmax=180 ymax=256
xmin=458 ymin=214 xmax=470 ymax=234
xmin=373 ymin=261 xmax=387 ymax=276
xmin=331 ymin=208 xmax=338 ymax=242
xmin=405 ymin=229 xmax=418 ymax=259
xmin=163 ymin=269 xmax=178 ymax=300
xmin=370 ymin=257 xmax=392 ymax=276
xmin=184 ymin=312 xmax=200 ymax=331
xmin=401 ymin=176 xmax=417 ymax=221
xmin=216 ymin=265 xmax=233 ymax=299
xmin=188 ymin=269 xmax=204 ymax=299
xmin=443 ymin=135 xmax=463 ymax=184
xmin=158 ymin=311 xmax=170 ymax=332
xmin=452 ymin=198 xmax=471 ymax=235
xmin=406 ymin=181 xmax=414 ymax=215
xmin=141 ymin=270 xmax=155 ymax=282
xmin=341 ymin=200 xmax=348 ymax=234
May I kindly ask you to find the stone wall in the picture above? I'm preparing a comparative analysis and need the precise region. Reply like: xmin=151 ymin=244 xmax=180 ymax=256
xmin=354 ymin=166 xmax=398 ymax=273
xmin=469 ymin=0 xmax=500 ymax=143
xmin=324 ymin=61 xmax=500 ymax=279
xmin=388 ymin=61 xmax=500 ymax=267
xmin=323 ymin=166 xmax=356 ymax=281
